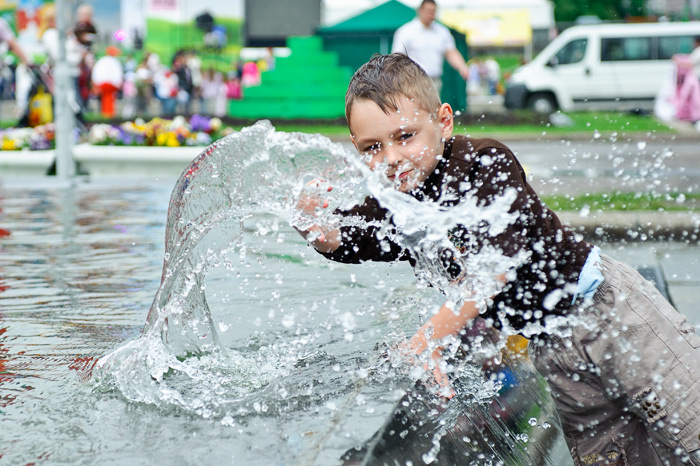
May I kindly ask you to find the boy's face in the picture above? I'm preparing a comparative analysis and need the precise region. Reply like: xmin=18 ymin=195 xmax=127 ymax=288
xmin=350 ymin=96 xmax=453 ymax=193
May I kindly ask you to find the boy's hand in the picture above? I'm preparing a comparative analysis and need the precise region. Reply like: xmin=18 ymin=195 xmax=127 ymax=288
xmin=294 ymin=180 xmax=340 ymax=253
xmin=398 ymin=336 xmax=456 ymax=400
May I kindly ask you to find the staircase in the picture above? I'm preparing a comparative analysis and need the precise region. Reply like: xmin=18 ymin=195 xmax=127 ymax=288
xmin=229 ymin=36 xmax=352 ymax=120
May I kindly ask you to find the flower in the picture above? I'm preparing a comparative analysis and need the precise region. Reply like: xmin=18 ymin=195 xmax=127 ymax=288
xmin=0 ymin=125 xmax=55 ymax=150
xmin=209 ymin=117 xmax=222 ymax=132
xmin=0 ymin=115 xmax=234 ymax=150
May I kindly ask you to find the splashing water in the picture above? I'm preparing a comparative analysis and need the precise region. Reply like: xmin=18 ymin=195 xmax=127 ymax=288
xmin=94 ymin=121 xmax=368 ymax=406
xmin=93 ymin=121 xmax=559 ymax=465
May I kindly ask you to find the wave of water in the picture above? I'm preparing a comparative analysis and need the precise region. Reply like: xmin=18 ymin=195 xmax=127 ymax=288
xmin=92 ymin=121 xmax=552 ymax=465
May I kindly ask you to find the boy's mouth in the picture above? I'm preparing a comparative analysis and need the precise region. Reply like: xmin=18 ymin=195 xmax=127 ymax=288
xmin=388 ymin=169 xmax=413 ymax=181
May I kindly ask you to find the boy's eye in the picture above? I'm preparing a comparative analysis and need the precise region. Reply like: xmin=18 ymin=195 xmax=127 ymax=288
xmin=364 ymin=143 xmax=380 ymax=153
xmin=399 ymin=132 xmax=415 ymax=142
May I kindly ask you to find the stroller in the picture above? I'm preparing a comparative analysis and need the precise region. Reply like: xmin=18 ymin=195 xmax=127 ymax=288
xmin=18 ymin=65 xmax=88 ymax=175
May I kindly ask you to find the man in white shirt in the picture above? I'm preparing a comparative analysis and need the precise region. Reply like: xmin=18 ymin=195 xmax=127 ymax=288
xmin=391 ymin=0 xmax=469 ymax=93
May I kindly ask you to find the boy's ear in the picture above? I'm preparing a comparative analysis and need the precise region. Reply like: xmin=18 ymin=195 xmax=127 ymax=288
xmin=437 ymin=103 xmax=454 ymax=138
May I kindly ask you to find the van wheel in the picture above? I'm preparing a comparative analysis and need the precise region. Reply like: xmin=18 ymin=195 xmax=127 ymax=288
xmin=527 ymin=93 xmax=557 ymax=114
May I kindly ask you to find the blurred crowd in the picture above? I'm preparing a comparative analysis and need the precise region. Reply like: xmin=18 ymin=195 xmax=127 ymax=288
xmin=0 ymin=3 xmax=270 ymax=126
xmin=466 ymin=55 xmax=502 ymax=97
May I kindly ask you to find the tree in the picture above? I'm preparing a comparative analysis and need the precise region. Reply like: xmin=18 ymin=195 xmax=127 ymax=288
xmin=552 ymin=0 xmax=647 ymax=22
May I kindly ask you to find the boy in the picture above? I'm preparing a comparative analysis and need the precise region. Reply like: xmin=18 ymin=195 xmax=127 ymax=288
xmin=297 ymin=54 xmax=700 ymax=465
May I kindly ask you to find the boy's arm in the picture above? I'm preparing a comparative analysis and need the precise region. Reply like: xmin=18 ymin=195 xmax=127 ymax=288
xmin=409 ymin=299 xmax=482 ymax=355
xmin=295 ymin=183 xmax=407 ymax=263
xmin=408 ymin=274 xmax=507 ymax=394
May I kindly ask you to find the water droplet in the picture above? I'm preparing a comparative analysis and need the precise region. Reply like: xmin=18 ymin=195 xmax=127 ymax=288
xmin=528 ymin=417 xmax=537 ymax=426
xmin=593 ymin=130 xmax=601 ymax=139
xmin=282 ymin=313 xmax=295 ymax=328
xmin=637 ymin=141 xmax=647 ymax=150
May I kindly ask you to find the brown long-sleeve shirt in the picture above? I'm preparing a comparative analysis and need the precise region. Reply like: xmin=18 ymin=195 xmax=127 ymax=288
xmin=320 ymin=135 xmax=593 ymax=332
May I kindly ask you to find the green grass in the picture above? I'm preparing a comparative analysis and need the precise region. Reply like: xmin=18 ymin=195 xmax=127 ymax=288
xmin=455 ymin=111 xmax=675 ymax=137
xmin=234 ymin=111 xmax=675 ymax=139
xmin=541 ymin=191 xmax=700 ymax=212
xmin=493 ymin=53 xmax=523 ymax=77
xmin=3 ymin=111 xmax=677 ymax=141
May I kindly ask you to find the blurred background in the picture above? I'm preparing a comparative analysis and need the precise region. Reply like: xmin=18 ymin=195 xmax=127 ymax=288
xmin=0 ymin=0 xmax=699 ymax=132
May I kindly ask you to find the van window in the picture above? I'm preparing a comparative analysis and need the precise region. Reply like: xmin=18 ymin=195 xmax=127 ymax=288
xmin=601 ymin=37 xmax=652 ymax=61
xmin=554 ymin=38 xmax=587 ymax=65
xmin=658 ymin=36 xmax=695 ymax=59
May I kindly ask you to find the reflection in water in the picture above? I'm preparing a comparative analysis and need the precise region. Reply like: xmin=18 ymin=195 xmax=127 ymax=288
xmin=0 ymin=178 xmax=168 ymax=464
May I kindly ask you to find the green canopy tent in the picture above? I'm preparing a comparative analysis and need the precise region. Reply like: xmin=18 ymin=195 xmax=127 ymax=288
xmin=317 ymin=0 xmax=468 ymax=111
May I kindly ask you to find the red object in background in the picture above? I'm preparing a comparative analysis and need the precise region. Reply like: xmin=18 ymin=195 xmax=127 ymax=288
xmin=15 ymin=10 xmax=29 ymax=30
xmin=97 ymin=83 xmax=120 ymax=118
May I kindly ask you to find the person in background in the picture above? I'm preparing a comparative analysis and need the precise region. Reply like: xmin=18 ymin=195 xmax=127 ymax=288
xmin=121 ymin=69 xmax=137 ymax=119
xmin=690 ymin=36 xmax=700 ymax=81
xmin=172 ymin=51 xmax=193 ymax=115
xmin=484 ymin=56 xmax=501 ymax=96
xmin=39 ymin=4 xmax=59 ymax=66
xmin=225 ymin=71 xmax=242 ymax=101
xmin=0 ymin=16 xmax=29 ymax=66
xmin=467 ymin=56 xmax=483 ymax=96
xmin=71 ymin=6 xmax=97 ymax=117
xmin=0 ymin=16 xmax=30 ymax=120
xmin=124 ymin=53 xmax=138 ymax=74
xmin=186 ymin=51 xmax=203 ymax=113
xmin=240 ymin=61 xmax=260 ymax=88
xmin=0 ymin=56 xmax=15 ymax=101
xmin=200 ymin=67 xmax=227 ymax=116
xmin=153 ymin=65 xmax=178 ymax=117
xmin=391 ymin=0 xmax=469 ymax=94
xmin=134 ymin=57 xmax=153 ymax=117
xmin=91 ymin=46 xmax=123 ymax=119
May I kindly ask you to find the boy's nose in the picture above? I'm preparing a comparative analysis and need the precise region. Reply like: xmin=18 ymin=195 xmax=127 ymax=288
xmin=384 ymin=145 xmax=402 ymax=166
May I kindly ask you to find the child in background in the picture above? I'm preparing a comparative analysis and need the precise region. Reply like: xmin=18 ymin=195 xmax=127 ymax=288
xmin=225 ymin=72 xmax=242 ymax=101
xmin=200 ymin=67 xmax=228 ymax=117
xmin=296 ymin=53 xmax=700 ymax=465
xmin=91 ymin=46 xmax=123 ymax=119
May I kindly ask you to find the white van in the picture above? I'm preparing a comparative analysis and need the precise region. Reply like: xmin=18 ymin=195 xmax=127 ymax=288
xmin=504 ymin=21 xmax=700 ymax=113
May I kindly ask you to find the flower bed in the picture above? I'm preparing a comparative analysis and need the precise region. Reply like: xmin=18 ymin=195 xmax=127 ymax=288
xmin=1 ymin=123 xmax=57 ymax=150
xmin=0 ymin=115 xmax=235 ymax=151
xmin=89 ymin=115 xmax=234 ymax=147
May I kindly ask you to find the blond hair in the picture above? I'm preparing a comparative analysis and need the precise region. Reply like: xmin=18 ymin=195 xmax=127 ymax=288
xmin=345 ymin=53 xmax=441 ymax=129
